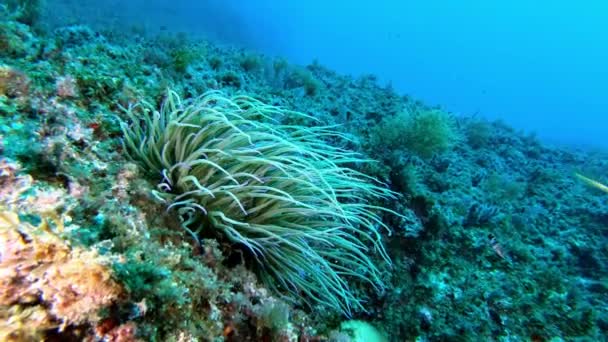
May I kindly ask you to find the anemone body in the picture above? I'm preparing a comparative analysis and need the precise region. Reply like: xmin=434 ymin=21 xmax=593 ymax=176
xmin=120 ymin=90 xmax=399 ymax=315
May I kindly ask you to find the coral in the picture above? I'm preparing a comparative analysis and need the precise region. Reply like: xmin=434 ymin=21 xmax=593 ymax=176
xmin=0 ymin=210 xmax=124 ymax=338
xmin=120 ymin=90 xmax=401 ymax=316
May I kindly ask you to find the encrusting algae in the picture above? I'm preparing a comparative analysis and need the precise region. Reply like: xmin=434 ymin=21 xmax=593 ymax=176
xmin=0 ymin=210 xmax=124 ymax=341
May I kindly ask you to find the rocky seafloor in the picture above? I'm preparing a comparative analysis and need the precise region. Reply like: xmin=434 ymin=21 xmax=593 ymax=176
xmin=1 ymin=4 xmax=607 ymax=341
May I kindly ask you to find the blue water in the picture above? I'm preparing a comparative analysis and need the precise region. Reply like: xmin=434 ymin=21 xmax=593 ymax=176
xmin=239 ymin=0 xmax=608 ymax=148
xmin=49 ymin=0 xmax=608 ymax=148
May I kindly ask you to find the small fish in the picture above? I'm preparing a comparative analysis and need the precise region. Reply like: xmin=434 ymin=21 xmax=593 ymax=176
xmin=488 ymin=233 xmax=508 ymax=261
xmin=576 ymin=173 xmax=608 ymax=193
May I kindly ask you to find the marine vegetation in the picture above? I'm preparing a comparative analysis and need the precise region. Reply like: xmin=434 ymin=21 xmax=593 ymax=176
xmin=1 ymin=4 xmax=607 ymax=339
xmin=119 ymin=90 xmax=401 ymax=316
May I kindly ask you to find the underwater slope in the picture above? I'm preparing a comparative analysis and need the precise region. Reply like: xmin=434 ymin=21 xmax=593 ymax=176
xmin=1 ymin=5 xmax=607 ymax=341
